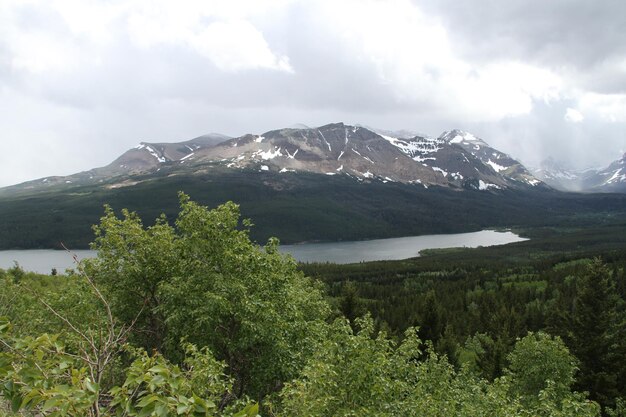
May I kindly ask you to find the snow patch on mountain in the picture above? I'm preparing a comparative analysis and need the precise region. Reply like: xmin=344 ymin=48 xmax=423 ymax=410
xmin=487 ymin=160 xmax=507 ymax=172
xmin=318 ymin=130 xmax=332 ymax=151
xmin=256 ymin=147 xmax=282 ymax=160
xmin=479 ymin=180 xmax=500 ymax=190
xmin=606 ymin=168 xmax=626 ymax=184
xmin=380 ymin=134 xmax=442 ymax=159
xmin=145 ymin=145 xmax=166 ymax=163
xmin=447 ymin=131 xmax=479 ymax=144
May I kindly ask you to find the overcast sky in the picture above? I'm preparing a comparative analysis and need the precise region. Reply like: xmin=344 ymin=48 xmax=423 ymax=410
xmin=1 ymin=0 xmax=625 ymax=187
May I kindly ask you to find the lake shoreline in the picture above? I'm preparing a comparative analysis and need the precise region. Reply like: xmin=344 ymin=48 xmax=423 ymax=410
xmin=0 ymin=230 xmax=527 ymax=273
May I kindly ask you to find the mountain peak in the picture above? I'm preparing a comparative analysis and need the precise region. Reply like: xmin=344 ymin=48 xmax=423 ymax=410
xmin=287 ymin=123 xmax=311 ymax=130
xmin=0 ymin=122 xmax=549 ymax=194
xmin=440 ymin=130 xmax=483 ymax=145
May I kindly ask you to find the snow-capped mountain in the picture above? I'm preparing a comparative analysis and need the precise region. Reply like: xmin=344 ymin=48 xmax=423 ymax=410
xmin=592 ymin=153 xmax=626 ymax=192
xmin=440 ymin=130 xmax=540 ymax=187
xmin=186 ymin=123 xmax=542 ymax=190
xmin=3 ymin=123 xmax=544 ymax=194
xmin=533 ymin=154 xmax=626 ymax=193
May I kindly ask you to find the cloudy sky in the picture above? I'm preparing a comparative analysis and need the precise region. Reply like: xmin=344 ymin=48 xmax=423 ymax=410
xmin=1 ymin=0 xmax=625 ymax=187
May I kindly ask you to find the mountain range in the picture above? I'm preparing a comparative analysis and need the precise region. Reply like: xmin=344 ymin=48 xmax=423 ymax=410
xmin=3 ymin=123 xmax=548 ymax=194
xmin=1 ymin=122 xmax=625 ymax=249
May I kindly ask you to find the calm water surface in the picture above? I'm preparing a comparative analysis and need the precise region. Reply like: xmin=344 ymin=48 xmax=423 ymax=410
xmin=0 ymin=230 xmax=527 ymax=274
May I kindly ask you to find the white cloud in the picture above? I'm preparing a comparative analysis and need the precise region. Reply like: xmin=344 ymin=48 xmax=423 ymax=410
xmin=10 ymin=32 xmax=82 ymax=73
xmin=2 ymin=0 xmax=293 ymax=75
xmin=188 ymin=20 xmax=293 ymax=72
xmin=300 ymin=0 xmax=563 ymax=122
xmin=564 ymin=107 xmax=584 ymax=123
xmin=578 ymin=93 xmax=626 ymax=122
xmin=125 ymin=0 xmax=293 ymax=72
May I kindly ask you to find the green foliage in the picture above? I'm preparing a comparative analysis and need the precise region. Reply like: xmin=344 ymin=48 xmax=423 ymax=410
xmin=507 ymin=332 xmax=578 ymax=405
xmin=87 ymin=205 xmax=178 ymax=351
xmin=0 ymin=272 xmax=105 ymax=342
xmin=337 ymin=280 xmax=366 ymax=327
xmin=3 ymin=194 xmax=625 ymax=414
xmin=278 ymin=315 xmax=599 ymax=417
xmin=84 ymin=193 xmax=331 ymax=399
xmin=0 ymin=321 xmax=257 ymax=416
xmin=8 ymin=262 xmax=25 ymax=283
xmin=304 ymin=247 xmax=626 ymax=410
xmin=0 ymin=317 xmax=99 ymax=416
xmin=108 ymin=344 xmax=242 ymax=416
xmin=548 ymin=258 xmax=626 ymax=409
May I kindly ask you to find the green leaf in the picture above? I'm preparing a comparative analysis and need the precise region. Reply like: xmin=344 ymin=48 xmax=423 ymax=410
xmin=148 ymin=365 xmax=168 ymax=374
xmin=42 ymin=398 xmax=60 ymax=411
xmin=176 ymin=404 xmax=190 ymax=415
xmin=234 ymin=403 xmax=259 ymax=417
xmin=137 ymin=394 xmax=160 ymax=407
xmin=84 ymin=378 xmax=98 ymax=394
xmin=11 ymin=394 xmax=23 ymax=413
xmin=0 ymin=316 xmax=12 ymax=333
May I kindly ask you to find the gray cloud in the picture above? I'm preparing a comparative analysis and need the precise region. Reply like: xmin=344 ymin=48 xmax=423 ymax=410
xmin=0 ymin=0 xmax=625 ymax=187
xmin=467 ymin=100 xmax=626 ymax=170
xmin=418 ymin=0 xmax=626 ymax=66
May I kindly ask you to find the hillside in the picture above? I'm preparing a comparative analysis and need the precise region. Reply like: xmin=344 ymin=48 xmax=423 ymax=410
xmin=1 ymin=167 xmax=625 ymax=249
xmin=1 ymin=122 xmax=625 ymax=249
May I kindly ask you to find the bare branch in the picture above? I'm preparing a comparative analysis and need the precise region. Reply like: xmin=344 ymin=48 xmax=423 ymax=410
xmin=37 ymin=296 xmax=94 ymax=349
xmin=62 ymin=243 xmax=116 ymax=329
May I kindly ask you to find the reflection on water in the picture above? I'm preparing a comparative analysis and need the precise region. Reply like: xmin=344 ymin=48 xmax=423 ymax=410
xmin=280 ymin=230 xmax=526 ymax=264
xmin=0 ymin=230 xmax=527 ymax=273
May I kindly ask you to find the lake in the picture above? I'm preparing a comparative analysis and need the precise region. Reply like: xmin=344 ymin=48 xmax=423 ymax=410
xmin=0 ymin=230 xmax=527 ymax=274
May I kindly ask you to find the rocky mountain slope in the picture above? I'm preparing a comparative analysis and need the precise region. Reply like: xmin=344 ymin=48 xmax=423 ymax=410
xmin=5 ymin=133 xmax=230 ymax=191
xmin=2 ymin=123 xmax=544 ymax=195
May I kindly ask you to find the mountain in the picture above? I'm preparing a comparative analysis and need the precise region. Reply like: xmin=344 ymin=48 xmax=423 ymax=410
xmin=1 ymin=123 xmax=543 ymax=196
xmin=2 ymin=122 xmax=626 ymax=250
xmin=534 ymin=154 xmax=626 ymax=193
xmin=5 ymin=133 xmax=230 ymax=192
xmin=205 ymin=124 xmax=544 ymax=190
xmin=436 ymin=129 xmax=541 ymax=188
xmin=591 ymin=153 xmax=626 ymax=192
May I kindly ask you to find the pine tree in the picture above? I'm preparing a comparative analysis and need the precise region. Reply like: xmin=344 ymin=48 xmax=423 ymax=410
xmin=567 ymin=259 xmax=623 ymax=408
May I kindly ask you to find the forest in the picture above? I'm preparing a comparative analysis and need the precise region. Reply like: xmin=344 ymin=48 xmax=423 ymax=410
xmin=1 ymin=194 xmax=625 ymax=416
xmin=2 ymin=168 xmax=626 ymax=250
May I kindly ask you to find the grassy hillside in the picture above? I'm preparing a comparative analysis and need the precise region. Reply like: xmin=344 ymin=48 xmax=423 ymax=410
xmin=1 ymin=168 xmax=625 ymax=249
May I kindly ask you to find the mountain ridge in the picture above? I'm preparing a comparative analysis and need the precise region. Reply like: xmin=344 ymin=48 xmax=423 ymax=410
xmin=0 ymin=123 xmax=546 ymax=195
